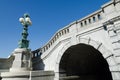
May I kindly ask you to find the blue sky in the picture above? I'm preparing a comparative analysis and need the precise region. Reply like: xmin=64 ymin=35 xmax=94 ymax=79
xmin=0 ymin=0 xmax=110 ymax=58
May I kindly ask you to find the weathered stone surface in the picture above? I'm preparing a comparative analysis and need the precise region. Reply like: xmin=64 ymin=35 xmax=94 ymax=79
xmin=1 ymin=71 xmax=54 ymax=80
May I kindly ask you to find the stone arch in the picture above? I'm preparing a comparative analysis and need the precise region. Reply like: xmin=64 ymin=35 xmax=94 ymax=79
xmin=54 ymin=38 xmax=117 ymax=80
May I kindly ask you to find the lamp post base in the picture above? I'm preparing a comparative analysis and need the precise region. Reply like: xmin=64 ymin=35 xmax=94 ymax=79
xmin=10 ymin=48 xmax=32 ymax=72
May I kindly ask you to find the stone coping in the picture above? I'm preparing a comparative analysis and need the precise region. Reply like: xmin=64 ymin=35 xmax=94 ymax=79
xmin=1 ymin=70 xmax=54 ymax=78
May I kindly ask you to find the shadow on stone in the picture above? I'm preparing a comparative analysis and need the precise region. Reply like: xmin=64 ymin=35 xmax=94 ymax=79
xmin=32 ymin=50 xmax=45 ymax=70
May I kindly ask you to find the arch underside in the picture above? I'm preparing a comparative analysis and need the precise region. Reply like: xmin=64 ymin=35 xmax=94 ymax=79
xmin=59 ymin=43 xmax=113 ymax=80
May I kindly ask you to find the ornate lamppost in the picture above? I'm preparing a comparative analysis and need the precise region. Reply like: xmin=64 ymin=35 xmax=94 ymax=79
xmin=9 ymin=13 xmax=32 ymax=72
xmin=1 ymin=13 xmax=54 ymax=80
xmin=19 ymin=13 xmax=32 ymax=48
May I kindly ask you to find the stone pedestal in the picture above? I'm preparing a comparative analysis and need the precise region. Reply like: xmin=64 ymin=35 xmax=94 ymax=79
xmin=10 ymin=48 xmax=32 ymax=72
xmin=1 ymin=48 xmax=31 ymax=80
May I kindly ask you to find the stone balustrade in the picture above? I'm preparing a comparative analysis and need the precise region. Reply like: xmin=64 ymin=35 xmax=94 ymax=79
xmin=78 ymin=10 xmax=103 ymax=27
xmin=32 ymin=10 xmax=104 ymax=59
xmin=32 ymin=9 xmax=104 ymax=58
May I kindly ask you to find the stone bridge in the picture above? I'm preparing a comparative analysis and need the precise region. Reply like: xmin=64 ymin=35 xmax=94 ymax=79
xmin=32 ymin=0 xmax=120 ymax=80
xmin=0 ymin=0 xmax=120 ymax=80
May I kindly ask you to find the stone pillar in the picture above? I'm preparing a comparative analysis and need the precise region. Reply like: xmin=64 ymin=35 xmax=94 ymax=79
xmin=1 ymin=48 xmax=32 ymax=80
xmin=10 ymin=48 xmax=32 ymax=72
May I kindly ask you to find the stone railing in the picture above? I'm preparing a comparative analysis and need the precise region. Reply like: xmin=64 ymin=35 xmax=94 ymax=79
xmin=42 ymin=27 xmax=69 ymax=52
xmin=77 ymin=9 xmax=103 ymax=28
xmin=32 ymin=27 xmax=70 ymax=58
xmin=32 ymin=48 xmax=42 ymax=58
xmin=32 ymin=8 xmax=104 ymax=58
